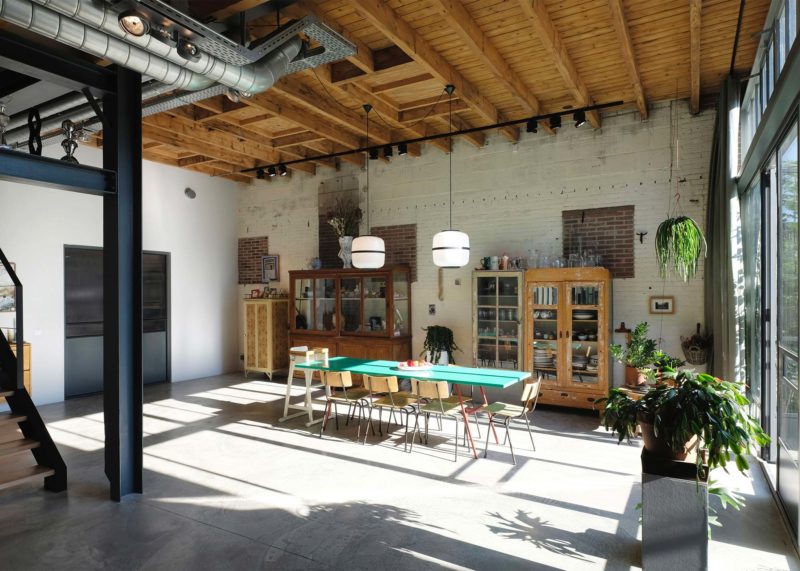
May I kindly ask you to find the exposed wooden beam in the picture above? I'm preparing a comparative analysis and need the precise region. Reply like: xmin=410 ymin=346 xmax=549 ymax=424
xmin=430 ymin=114 xmax=485 ymax=149
xmin=177 ymin=155 xmax=215 ymax=167
xmin=398 ymin=99 xmax=469 ymax=122
xmin=273 ymin=131 xmax=326 ymax=148
xmin=372 ymin=73 xmax=434 ymax=94
xmin=142 ymin=124 xmax=255 ymax=168
xmin=689 ymin=0 xmax=702 ymax=114
xmin=329 ymin=46 xmax=415 ymax=85
xmin=608 ymin=0 xmax=648 ymax=119
xmin=427 ymin=0 xmax=544 ymax=117
xmin=350 ymin=0 xmax=519 ymax=142
xmin=517 ymin=0 xmax=601 ymax=128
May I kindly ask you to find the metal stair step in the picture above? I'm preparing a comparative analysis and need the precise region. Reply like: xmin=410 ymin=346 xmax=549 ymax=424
xmin=0 ymin=414 xmax=26 ymax=428
xmin=0 ymin=465 xmax=54 ymax=492
xmin=0 ymin=390 xmax=13 ymax=399
xmin=0 ymin=438 xmax=40 ymax=459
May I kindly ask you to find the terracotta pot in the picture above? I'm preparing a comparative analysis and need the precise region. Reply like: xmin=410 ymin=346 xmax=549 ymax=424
xmin=624 ymin=366 xmax=647 ymax=387
xmin=638 ymin=415 xmax=698 ymax=460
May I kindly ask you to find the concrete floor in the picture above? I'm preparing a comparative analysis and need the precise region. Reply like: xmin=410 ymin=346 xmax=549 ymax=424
xmin=0 ymin=373 xmax=797 ymax=570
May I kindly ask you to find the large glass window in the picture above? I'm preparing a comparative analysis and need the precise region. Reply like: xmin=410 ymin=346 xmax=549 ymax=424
xmin=742 ymin=178 xmax=763 ymax=419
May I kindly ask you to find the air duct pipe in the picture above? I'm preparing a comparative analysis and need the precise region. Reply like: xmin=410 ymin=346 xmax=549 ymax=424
xmin=28 ymin=0 xmax=303 ymax=95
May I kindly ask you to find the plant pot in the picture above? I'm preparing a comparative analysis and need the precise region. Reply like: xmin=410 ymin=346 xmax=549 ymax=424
xmin=425 ymin=350 xmax=449 ymax=365
xmin=624 ymin=366 xmax=647 ymax=387
xmin=638 ymin=414 xmax=698 ymax=460
xmin=338 ymin=236 xmax=353 ymax=268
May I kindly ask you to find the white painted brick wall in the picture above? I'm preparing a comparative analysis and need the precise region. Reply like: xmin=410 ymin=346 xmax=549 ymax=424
xmin=239 ymin=101 xmax=714 ymax=384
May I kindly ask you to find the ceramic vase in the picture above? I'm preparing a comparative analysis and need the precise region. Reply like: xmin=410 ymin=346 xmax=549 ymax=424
xmin=338 ymin=236 xmax=353 ymax=268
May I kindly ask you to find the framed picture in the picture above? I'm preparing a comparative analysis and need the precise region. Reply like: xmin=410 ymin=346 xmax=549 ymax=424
xmin=649 ymin=295 xmax=675 ymax=315
xmin=262 ymin=255 xmax=279 ymax=282
xmin=0 ymin=262 xmax=16 ymax=313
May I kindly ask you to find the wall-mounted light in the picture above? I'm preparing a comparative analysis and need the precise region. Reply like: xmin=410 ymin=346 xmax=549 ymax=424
xmin=278 ymin=164 xmax=288 ymax=176
xmin=574 ymin=109 xmax=586 ymax=128
xmin=267 ymin=166 xmax=277 ymax=177
xmin=118 ymin=9 xmax=150 ymax=37
xmin=184 ymin=187 xmax=196 ymax=199
xmin=398 ymin=142 xmax=408 ymax=155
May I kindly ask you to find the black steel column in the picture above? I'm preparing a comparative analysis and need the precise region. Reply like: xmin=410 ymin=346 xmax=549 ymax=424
xmin=102 ymin=67 xmax=143 ymax=500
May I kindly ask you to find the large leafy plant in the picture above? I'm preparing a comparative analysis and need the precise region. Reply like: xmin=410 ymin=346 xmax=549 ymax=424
xmin=655 ymin=216 xmax=707 ymax=281
xmin=421 ymin=325 xmax=460 ymax=364
xmin=609 ymin=322 xmax=659 ymax=370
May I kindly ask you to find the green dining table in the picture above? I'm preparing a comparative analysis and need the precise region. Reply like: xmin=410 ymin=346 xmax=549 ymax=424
xmin=294 ymin=357 xmax=532 ymax=459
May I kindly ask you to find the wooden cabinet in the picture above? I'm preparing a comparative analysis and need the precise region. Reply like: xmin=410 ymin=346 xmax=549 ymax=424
xmin=244 ymin=300 xmax=289 ymax=379
xmin=524 ymin=268 xmax=612 ymax=410
xmin=1 ymin=342 xmax=31 ymax=403
xmin=472 ymin=271 xmax=524 ymax=370
xmin=289 ymin=266 xmax=412 ymax=366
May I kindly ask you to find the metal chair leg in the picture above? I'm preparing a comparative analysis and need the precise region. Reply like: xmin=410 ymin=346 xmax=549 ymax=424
xmin=506 ymin=418 xmax=516 ymax=465
xmin=319 ymin=401 xmax=331 ymax=438
xmin=523 ymin=413 xmax=536 ymax=451
xmin=378 ymin=407 xmax=383 ymax=435
xmin=473 ymin=413 xmax=481 ymax=438
xmin=483 ymin=415 xmax=493 ymax=458
xmin=454 ymin=417 xmax=459 ymax=462
xmin=424 ymin=412 xmax=430 ymax=445
xmin=408 ymin=413 xmax=420 ymax=452
xmin=334 ymin=402 xmax=339 ymax=430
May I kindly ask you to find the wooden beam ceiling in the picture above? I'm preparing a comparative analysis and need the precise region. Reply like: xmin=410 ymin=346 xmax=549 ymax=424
xmin=349 ymin=0 xmax=520 ymax=142
xmin=517 ymin=0 xmax=601 ymax=129
xmin=689 ymin=0 xmax=702 ymax=115
xmin=607 ymin=0 xmax=648 ymax=119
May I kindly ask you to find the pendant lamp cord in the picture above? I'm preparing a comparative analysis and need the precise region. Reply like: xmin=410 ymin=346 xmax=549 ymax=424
xmin=364 ymin=104 xmax=371 ymax=233
xmin=448 ymin=86 xmax=453 ymax=230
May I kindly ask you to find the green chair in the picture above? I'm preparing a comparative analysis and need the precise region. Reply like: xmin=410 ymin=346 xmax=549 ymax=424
xmin=482 ymin=376 xmax=541 ymax=465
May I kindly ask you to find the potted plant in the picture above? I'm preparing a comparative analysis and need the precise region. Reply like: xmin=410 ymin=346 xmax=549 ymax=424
xmin=326 ymin=197 xmax=362 ymax=269
xmin=421 ymin=325 xmax=460 ymax=365
xmin=655 ymin=216 xmax=707 ymax=281
xmin=609 ymin=322 xmax=659 ymax=386
xmin=652 ymin=351 xmax=685 ymax=383
xmin=681 ymin=323 xmax=712 ymax=365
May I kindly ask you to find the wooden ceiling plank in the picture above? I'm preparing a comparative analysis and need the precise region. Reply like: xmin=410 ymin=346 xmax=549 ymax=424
xmin=350 ymin=0 xmax=519 ymax=142
xmin=372 ymin=73 xmax=434 ymax=93
xmin=177 ymin=155 xmax=215 ymax=167
xmin=608 ymin=0 xmax=648 ymax=119
xmin=141 ymin=125 xmax=255 ymax=168
xmin=273 ymin=131 xmax=327 ymax=148
xmin=689 ymin=0 xmax=702 ymax=114
xmin=517 ymin=0 xmax=601 ymax=128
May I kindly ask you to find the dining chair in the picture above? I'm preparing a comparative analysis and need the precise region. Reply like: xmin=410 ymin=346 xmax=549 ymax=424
xmin=409 ymin=379 xmax=465 ymax=461
xmin=482 ymin=376 xmax=542 ymax=464
xmin=362 ymin=375 xmax=418 ymax=450
xmin=319 ymin=371 xmax=370 ymax=441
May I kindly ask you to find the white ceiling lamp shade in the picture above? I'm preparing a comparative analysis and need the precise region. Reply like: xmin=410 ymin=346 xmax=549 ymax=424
xmin=352 ymin=103 xmax=385 ymax=269
xmin=432 ymin=230 xmax=470 ymax=268
xmin=433 ymin=84 xmax=470 ymax=268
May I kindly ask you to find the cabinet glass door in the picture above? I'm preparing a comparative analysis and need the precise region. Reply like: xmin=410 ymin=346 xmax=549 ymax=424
xmin=314 ymin=278 xmax=337 ymax=331
xmin=529 ymin=282 xmax=560 ymax=383
xmin=566 ymin=282 xmax=604 ymax=389
xmin=476 ymin=276 xmax=498 ymax=367
xmin=340 ymin=277 xmax=362 ymax=333
xmin=363 ymin=275 xmax=387 ymax=333
xmin=294 ymin=278 xmax=313 ymax=330
xmin=476 ymin=274 xmax=522 ymax=369
xmin=393 ymin=270 xmax=409 ymax=336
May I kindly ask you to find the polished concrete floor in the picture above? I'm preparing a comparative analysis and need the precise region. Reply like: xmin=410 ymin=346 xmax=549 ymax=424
xmin=0 ymin=373 xmax=797 ymax=570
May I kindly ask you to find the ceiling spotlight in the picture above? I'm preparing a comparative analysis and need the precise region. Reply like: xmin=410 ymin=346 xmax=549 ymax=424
xmin=267 ymin=166 xmax=277 ymax=177
xmin=574 ymin=109 xmax=586 ymax=128
xmin=278 ymin=164 xmax=288 ymax=176
xmin=177 ymin=38 xmax=201 ymax=62
xmin=256 ymin=168 xmax=265 ymax=180
xmin=549 ymin=115 xmax=561 ymax=131
xmin=383 ymin=145 xmax=393 ymax=159
xmin=118 ymin=9 xmax=150 ymax=37
xmin=368 ymin=148 xmax=379 ymax=160
xmin=526 ymin=119 xmax=538 ymax=133
xmin=398 ymin=142 xmax=408 ymax=156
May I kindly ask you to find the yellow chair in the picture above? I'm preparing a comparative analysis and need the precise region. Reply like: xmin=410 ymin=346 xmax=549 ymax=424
xmin=319 ymin=371 xmax=370 ymax=441
xmin=482 ymin=376 xmax=542 ymax=464
xmin=409 ymin=379 xmax=465 ymax=461
xmin=362 ymin=375 xmax=418 ymax=449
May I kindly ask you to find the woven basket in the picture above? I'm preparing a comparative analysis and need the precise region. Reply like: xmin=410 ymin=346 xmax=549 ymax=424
xmin=681 ymin=343 xmax=708 ymax=365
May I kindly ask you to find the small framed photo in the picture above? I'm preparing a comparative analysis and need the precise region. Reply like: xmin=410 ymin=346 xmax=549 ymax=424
xmin=250 ymin=289 xmax=261 ymax=299
xmin=649 ymin=295 xmax=675 ymax=315
xmin=261 ymin=255 xmax=279 ymax=282
xmin=0 ymin=262 xmax=16 ymax=313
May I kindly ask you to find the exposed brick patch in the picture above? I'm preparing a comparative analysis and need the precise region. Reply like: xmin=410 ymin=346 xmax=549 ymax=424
xmin=238 ymin=236 xmax=269 ymax=284
xmin=372 ymin=224 xmax=417 ymax=282
xmin=562 ymin=206 xmax=634 ymax=278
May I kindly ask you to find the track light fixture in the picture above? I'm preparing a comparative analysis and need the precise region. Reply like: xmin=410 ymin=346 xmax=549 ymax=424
xmin=526 ymin=119 xmax=538 ymax=133
xmin=267 ymin=166 xmax=277 ymax=177
xmin=383 ymin=145 xmax=393 ymax=159
xmin=574 ymin=109 xmax=586 ymax=128
xmin=118 ymin=9 xmax=150 ymax=37
xmin=368 ymin=148 xmax=379 ymax=160
xmin=278 ymin=164 xmax=288 ymax=176
xmin=549 ymin=115 xmax=561 ymax=131
xmin=398 ymin=142 xmax=408 ymax=155
xmin=256 ymin=168 xmax=265 ymax=180
xmin=352 ymin=104 xmax=385 ymax=269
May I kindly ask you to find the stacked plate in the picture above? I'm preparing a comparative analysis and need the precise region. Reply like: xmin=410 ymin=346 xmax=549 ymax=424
xmin=572 ymin=355 xmax=589 ymax=370
xmin=534 ymin=348 xmax=553 ymax=368
xmin=573 ymin=311 xmax=595 ymax=320
xmin=586 ymin=355 xmax=599 ymax=371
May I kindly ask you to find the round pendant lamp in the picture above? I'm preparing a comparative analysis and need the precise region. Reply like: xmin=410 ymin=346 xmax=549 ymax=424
xmin=352 ymin=104 xmax=385 ymax=269
xmin=432 ymin=85 xmax=470 ymax=268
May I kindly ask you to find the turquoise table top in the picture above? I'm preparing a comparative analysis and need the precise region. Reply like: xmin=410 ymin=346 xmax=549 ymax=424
xmin=295 ymin=357 xmax=530 ymax=389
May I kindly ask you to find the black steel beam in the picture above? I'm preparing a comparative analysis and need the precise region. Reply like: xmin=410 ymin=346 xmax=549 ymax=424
xmin=103 ymin=67 xmax=143 ymax=501
xmin=0 ymin=68 xmax=39 ymax=99
xmin=0 ymin=31 xmax=116 ymax=94
xmin=0 ymin=149 xmax=115 ymax=195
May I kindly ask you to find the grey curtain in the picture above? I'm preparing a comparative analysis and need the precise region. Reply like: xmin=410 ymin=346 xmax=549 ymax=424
xmin=704 ymin=76 xmax=740 ymax=381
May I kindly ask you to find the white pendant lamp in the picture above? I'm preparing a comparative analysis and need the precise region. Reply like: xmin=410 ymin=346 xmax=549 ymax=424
xmin=432 ymin=85 xmax=470 ymax=268
xmin=352 ymin=104 xmax=385 ymax=269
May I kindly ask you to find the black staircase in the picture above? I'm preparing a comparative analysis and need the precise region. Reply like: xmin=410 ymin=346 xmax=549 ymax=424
xmin=0 ymin=248 xmax=66 ymax=492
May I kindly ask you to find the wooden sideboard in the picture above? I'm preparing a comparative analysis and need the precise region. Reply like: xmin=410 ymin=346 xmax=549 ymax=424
xmin=2 ymin=342 xmax=31 ymax=403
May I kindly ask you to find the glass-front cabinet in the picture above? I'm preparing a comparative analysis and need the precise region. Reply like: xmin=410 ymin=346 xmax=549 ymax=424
xmin=473 ymin=271 xmax=524 ymax=370
xmin=289 ymin=266 xmax=412 ymax=365
xmin=524 ymin=268 xmax=612 ymax=411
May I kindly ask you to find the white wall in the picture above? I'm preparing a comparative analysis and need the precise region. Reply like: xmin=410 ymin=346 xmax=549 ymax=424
xmin=239 ymin=101 xmax=713 ymax=386
xmin=0 ymin=145 xmax=241 ymax=405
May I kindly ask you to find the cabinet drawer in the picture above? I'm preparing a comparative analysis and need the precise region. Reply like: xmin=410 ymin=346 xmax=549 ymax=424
xmin=539 ymin=388 xmax=600 ymax=410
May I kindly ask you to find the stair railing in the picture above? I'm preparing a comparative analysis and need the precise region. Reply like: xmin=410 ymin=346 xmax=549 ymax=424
xmin=0 ymin=247 xmax=21 ymax=392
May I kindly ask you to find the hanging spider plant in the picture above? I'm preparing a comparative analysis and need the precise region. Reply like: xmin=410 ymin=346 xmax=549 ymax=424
xmin=655 ymin=216 xmax=707 ymax=281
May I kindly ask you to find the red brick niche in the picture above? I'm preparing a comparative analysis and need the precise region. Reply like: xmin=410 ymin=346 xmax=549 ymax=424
xmin=372 ymin=224 xmax=417 ymax=282
xmin=562 ymin=206 xmax=634 ymax=278
xmin=238 ymin=236 xmax=269 ymax=284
